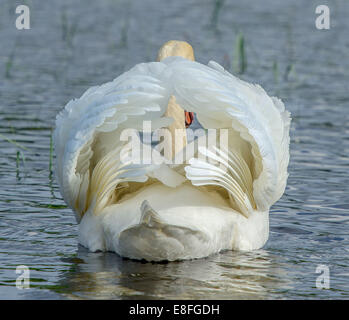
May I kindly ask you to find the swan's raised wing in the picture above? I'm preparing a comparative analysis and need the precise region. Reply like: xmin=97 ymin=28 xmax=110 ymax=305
xmin=166 ymin=58 xmax=291 ymax=214
xmin=54 ymin=62 xmax=175 ymax=222
xmin=55 ymin=56 xmax=290 ymax=222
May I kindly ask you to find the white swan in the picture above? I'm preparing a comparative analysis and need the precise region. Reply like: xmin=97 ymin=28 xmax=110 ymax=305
xmin=54 ymin=40 xmax=291 ymax=261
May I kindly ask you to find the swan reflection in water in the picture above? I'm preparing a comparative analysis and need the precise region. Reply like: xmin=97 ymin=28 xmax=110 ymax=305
xmin=57 ymin=247 xmax=292 ymax=299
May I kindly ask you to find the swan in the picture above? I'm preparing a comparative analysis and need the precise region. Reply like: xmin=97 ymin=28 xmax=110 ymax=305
xmin=54 ymin=40 xmax=291 ymax=262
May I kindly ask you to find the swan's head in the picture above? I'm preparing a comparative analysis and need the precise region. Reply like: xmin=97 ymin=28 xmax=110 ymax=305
xmin=157 ymin=40 xmax=195 ymax=128
xmin=157 ymin=40 xmax=195 ymax=62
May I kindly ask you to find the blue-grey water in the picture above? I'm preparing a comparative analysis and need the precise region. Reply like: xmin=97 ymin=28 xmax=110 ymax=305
xmin=0 ymin=0 xmax=348 ymax=299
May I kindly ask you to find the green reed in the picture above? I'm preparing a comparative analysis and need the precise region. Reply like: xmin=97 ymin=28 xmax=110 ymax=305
xmin=233 ymin=32 xmax=247 ymax=74
xmin=61 ymin=10 xmax=78 ymax=47
xmin=210 ymin=0 xmax=225 ymax=30
xmin=49 ymin=129 xmax=53 ymax=176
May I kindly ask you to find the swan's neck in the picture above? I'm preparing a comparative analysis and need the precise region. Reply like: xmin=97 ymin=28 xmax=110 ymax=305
xmin=164 ymin=96 xmax=187 ymax=159
xmin=156 ymin=40 xmax=195 ymax=159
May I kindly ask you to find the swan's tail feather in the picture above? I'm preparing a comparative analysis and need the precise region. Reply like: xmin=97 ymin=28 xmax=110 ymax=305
xmin=117 ymin=200 xmax=210 ymax=262
xmin=139 ymin=200 xmax=163 ymax=226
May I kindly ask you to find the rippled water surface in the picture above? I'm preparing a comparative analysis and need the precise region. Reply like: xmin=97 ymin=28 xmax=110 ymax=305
xmin=0 ymin=0 xmax=348 ymax=299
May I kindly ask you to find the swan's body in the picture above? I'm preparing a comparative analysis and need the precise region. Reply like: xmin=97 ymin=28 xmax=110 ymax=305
xmin=54 ymin=41 xmax=290 ymax=261
xmin=79 ymin=183 xmax=269 ymax=260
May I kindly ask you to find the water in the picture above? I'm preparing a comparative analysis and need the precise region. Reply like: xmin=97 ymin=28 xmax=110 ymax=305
xmin=0 ymin=0 xmax=348 ymax=299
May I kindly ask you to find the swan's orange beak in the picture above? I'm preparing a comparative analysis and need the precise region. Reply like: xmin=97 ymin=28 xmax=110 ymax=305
xmin=185 ymin=111 xmax=194 ymax=128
